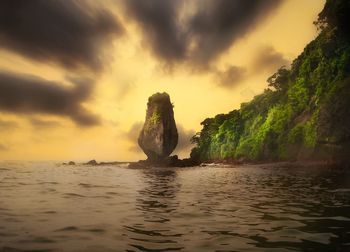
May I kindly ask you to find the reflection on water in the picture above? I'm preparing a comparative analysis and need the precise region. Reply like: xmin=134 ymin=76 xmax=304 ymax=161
xmin=125 ymin=169 xmax=183 ymax=252
xmin=0 ymin=161 xmax=349 ymax=252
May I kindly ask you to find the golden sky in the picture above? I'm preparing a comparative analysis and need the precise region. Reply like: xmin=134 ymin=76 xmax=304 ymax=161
xmin=0 ymin=0 xmax=325 ymax=161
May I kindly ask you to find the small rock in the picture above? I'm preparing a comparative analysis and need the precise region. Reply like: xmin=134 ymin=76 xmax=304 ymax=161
xmin=85 ymin=160 xmax=98 ymax=165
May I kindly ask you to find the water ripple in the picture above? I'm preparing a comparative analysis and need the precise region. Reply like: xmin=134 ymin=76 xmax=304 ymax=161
xmin=0 ymin=163 xmax=349 ymax=251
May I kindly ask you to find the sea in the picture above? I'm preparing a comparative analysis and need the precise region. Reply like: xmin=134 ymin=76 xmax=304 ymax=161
xmin=0 ymin=161 xmax=349 ymax=252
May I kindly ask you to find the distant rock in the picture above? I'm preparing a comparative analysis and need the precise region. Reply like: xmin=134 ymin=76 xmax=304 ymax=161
xmin=85 ymin=160 xmax=98 ymax=165
xmin=62 ymin=161 xmax=75 ymax=165
xmin=138 ymin=92 xmax=178 ymax=162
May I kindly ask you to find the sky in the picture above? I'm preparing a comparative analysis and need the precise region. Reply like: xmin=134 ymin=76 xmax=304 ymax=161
xmin=0 ymin=0 xmax=325 ymax=161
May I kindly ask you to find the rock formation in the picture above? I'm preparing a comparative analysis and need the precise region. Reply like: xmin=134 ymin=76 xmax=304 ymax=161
xmin=138 ymin=92 xmax=178 ymax=162
xmin=85 ymin=159 xmax=98 ymax=165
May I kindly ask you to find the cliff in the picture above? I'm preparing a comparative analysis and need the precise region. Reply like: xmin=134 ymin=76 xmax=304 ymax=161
xmin=191 ymin=0 xmax=350 ymax=164
xmin=138 ymin=92 xmax=178 ymax=162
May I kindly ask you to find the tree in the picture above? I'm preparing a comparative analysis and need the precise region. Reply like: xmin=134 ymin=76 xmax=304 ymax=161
xmin=315 ymin=0 xmax=350 ymax=35
xmin=267 ymin=66 xmax=289 ymax=91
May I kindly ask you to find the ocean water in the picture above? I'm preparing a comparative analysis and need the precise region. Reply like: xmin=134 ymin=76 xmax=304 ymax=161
xmin=0 ymin=162 xmax=349 ymax=252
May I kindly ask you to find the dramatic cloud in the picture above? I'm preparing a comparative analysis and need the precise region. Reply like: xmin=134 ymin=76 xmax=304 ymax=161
xmin=126 ymin=121 xmax=143 ymax=153
xmin=0 ymin=119 xmax=19 ymax=131
xmin=0 ymin=0 xmax=123 ymax=71
xmin=188 ymin=0 xmax=283 ymax=67
xmin=124 ymin=0 xmax=187 ymax=64
xmin=174 ymin=125 xmax=196 ymax=154
xmin=0 ymin=71 xmax=100 ymax=126
xmin=251 ymin=46 xmax=290 ymax=73
xmin=215 ymin=66 xmax=247 ymax=89
xmin=213 ymin=46 xmax=288 ymax=89
xmin=29 ymin=118 xmax=62 ymax=129
xmin=124 ymin=0 xmax=282 ymax=68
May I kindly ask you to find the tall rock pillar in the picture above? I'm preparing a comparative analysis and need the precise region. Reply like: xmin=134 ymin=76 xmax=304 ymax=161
xmin=138 ymin=92 xmax=178 ymax=162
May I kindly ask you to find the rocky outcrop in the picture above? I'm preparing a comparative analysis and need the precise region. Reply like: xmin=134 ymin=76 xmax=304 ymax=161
xmin=138 ymin=92 xmax=178 ymax=162
xmin=62 ymin=161 xmax=75 ymax=165
xmin=85 ymin=159 xmax=98 ymax=165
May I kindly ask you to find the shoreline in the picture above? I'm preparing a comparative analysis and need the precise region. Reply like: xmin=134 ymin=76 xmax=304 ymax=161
xmin=61 ymin=158 xmax=350 ymax=170
xmin=199 ymin=159 xmax=350 ymax=169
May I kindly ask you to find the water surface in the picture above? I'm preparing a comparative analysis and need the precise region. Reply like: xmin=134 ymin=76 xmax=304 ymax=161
xmin=0 ymin=162 xmax=349 ymax=251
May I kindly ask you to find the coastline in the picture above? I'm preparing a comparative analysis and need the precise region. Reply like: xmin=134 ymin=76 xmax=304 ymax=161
xmin=199 ymin=159 xmax=350 ymax=170
xmin=61 ymin=157 xmax=350 ymax=170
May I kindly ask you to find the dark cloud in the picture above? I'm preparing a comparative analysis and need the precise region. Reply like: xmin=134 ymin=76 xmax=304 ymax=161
xmin=29 ymin=118 xmax=62 ymax=129
xmin=251 ymin=46 xmax=289 ymax=73
xmin=126 ymin=121 xmax=143 ymax=153
xmin=123 ymin=0 xmax=282 ymax=69
xmin=0 ymin=0 xmax=123 ymax=71
xmin=124 ymin=0 xmax=187 ymax=65
xmin=189 ymin=0 xmax=283 ymax=68
xmin=174 ymin=124 xmax=196 ymax=154
xmin=0 ymin=119 xmax=19 ymax=131
xmin=0 ymin=70 xmax=101 ymax=126
xmin=215 ymin=66 xmax=247 ymax=89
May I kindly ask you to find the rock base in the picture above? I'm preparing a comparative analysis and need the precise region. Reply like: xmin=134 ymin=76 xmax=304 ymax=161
xmin=128 ymin=155 xmax=199 ymax=168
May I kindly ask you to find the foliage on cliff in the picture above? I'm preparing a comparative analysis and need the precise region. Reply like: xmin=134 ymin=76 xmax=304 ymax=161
xmin=191 ymin=0 xmax=350 ymax=162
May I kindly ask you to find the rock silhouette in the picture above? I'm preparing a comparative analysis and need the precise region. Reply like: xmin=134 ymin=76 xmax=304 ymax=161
xmin=138 ymin=92 xmax=178 ymax=162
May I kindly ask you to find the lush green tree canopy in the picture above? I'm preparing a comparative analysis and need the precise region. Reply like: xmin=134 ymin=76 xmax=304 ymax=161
xmin=191 ymin=0 xmax=350 ymax=163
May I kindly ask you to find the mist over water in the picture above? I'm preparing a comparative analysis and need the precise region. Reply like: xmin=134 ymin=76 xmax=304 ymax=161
xmin=0 ymin=162 xmax=350 ymax=252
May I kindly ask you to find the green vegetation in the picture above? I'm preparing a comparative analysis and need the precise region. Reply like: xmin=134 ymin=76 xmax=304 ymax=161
xmin=144 ymin=92 xmax=168 ymax=131
xmin=191 ymin=0 xmax=350 ymax=163
xmin=149 ymin=108 xmax=161 ymax=125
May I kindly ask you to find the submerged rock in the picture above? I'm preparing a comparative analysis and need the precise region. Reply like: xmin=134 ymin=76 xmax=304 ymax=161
xmin=138 ymin=92 xmax=178 ymax=162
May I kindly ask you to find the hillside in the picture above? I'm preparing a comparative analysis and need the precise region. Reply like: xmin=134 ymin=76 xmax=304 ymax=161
xmin=190 ymin=0 xmax=350 ymax=163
